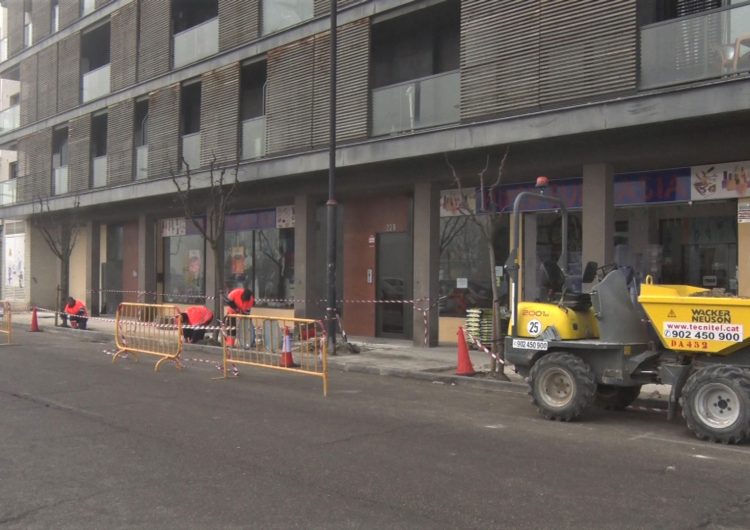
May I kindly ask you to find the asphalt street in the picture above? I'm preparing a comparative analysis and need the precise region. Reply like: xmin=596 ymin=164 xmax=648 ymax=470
xmin=1 ymin=331 xmax=750 ymax=529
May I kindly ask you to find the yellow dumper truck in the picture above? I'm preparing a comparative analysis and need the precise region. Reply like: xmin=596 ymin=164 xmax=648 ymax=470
xmin=504 ymin=183 xmax=750 ymax=444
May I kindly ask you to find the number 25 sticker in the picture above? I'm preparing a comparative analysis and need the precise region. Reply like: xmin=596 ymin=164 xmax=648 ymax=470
xmin=527 ymin=319 xmax=541 ymax=336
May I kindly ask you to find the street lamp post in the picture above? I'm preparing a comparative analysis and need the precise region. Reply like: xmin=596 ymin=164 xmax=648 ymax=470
xmin=326 ymin=0 xmax=338 ymax=354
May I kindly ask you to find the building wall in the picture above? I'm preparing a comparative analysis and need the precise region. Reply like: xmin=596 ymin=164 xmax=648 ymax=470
xmin=147 ymin=83 xmax=180 ymax=178
xmin=110 ymin=1 xmax=139 ymax=92
xmin=107 ymin=99 xmax=135 ymax=185
xmin=59 ymin=0 xmax=82 ymax=30
xmin=37 ymin=44 xmax=59 ymax=120
xmin=31 ymin=0 xmax=51 ymax=45
xmin=138 ymin=0 xmax=171 ymax=81
xmin=199 ymin=63 xmax=240 ymax=166
xmin=218 ymin=0 xmax=259 ymax=51
xmin=57 ymin=33 xmax=81 ymax=112
xmin=342 ymin=194 xmax=411 ymax=336
xmin=69 ymin=224 xmax=89 ymax=300
xmin=68 ymin=114 xmax=92 ymax=192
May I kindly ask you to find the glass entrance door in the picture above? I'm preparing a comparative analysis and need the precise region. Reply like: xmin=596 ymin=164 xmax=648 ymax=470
xmin=376 ymin=232 xmax=412 ymax=338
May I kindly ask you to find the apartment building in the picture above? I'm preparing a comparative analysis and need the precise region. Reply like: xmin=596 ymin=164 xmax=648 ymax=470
xmin=0 ymin=0 xmax=748 ymax=345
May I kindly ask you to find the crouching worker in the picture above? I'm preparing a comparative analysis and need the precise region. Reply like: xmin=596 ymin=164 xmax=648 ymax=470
xmin=180 ymin=305 xmax=214 ymax=344
xmin=63 ymin=297 xmax=88 ymax=330
xmin=224 ymin=287 xmax=254 ymax=347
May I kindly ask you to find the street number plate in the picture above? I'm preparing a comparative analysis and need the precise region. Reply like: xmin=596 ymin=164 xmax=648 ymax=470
xmin=512 ymin=339 xmax=549 ymax=351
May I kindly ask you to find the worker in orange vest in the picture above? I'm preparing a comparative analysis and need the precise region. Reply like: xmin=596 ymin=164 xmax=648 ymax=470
xmin=180 ymin=306 xmax=215 ymax=343
xmin=224 ymin=287 xmax=254 ymax=347
xmin=63 ymin=297 xmax=88 ymax=330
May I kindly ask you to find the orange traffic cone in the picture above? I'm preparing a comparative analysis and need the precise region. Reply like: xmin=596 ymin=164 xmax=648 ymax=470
xmin=29 ymin=306 xmax=41 ymax=332
xmin=456 ymin=326 xmax=475 ymax=376
xmin=279 ymin=326 xmax=299 ymax=368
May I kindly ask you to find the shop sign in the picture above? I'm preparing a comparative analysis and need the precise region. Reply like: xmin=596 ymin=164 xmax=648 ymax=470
xmin=161 ymin=218 xmax=186 ymax=237
xmin=739 ymin=200 xmax=750 ymax=223
xmin=691 ymin=161 xmax=750 ymax=201
xmin=440 ymin=189 xmax=475 ymax=217
xmin=276 ymin=206 xmax=295 ymax=229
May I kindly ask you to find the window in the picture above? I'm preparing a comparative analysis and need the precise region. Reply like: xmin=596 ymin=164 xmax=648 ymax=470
xmin=8 ymin=161 xmax=17 ymax=179
xmin=52 ymin=127 xmax=69 ymax=168
xmin=224 ymin=210 xmax=295 ymax=308
xmin=180 ymin=82 xmax=201 ymax=135
xmin=172 ymin=0 xmax=218 ymax=33
xmin=91 ymin=115 xmax=107 ymax=158
xmin=134 ymin=99 xmax=149 ymax=147
xmin=240 ymin=61 xmax=267 ymax=120
xmin=9 ymin=93 xmax=19 ymax=106
xmin=23 ymin=1 xmax=32 ymax=47
xmin=262 ymin=0 xmax=313 ymax=34
xmin=51 ymin=0 xmax=59 ymax=32
xmin=81 ymin=22 xmax=111 ymax=74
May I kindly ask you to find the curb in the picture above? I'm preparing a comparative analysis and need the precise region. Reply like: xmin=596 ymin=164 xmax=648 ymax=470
xmin=14 ymin=322 xmax=668 ymax=409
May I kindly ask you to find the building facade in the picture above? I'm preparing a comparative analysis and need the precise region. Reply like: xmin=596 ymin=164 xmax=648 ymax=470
xmin=0 ymin=0 xmax=748 ymax=345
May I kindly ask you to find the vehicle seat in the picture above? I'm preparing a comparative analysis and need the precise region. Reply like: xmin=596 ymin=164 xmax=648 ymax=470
xmin=540 ymin=261 xmax=592 ymax=311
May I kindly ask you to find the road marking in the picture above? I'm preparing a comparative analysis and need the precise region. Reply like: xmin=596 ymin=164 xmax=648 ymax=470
xmin=484 ymin=424 xmax=506 ymax=429
xmin=628 ymin=432 xmax=654 ymax=441
xmin=693 ymin=454 xmax=715 ymax=460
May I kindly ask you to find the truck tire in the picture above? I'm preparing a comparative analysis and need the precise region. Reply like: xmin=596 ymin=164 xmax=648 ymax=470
xmin=681 ymin=365 xmax=750 ymax=444
xmin=595 ymin=385 xmax=642 ymax=410
xmin=529 ymin=352 xmax=595 ymax=421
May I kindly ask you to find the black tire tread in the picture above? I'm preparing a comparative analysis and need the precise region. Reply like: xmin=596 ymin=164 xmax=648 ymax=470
xmin=681 ymin=364 xmax=750 ymax=445
xmin=529 ymin=351 xmax=595 ymax=422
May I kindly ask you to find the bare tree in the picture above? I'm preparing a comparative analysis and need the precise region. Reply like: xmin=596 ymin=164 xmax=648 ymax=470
xmin=170 ymin=155 xmax=240 ymax=320
xmin=30 ymin=195 xmax=84 ymax=322
xmin=445 ymin=149 xmax=510 ymax=380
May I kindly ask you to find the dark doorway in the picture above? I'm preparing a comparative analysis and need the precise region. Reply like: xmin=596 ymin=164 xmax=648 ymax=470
xmin=376 ymin=232 xmax=412 ymax=338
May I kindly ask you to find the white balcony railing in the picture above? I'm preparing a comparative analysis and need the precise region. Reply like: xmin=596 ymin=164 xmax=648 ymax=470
xmin=92 ymin=155 xmax=107 ymax=188
xmin=641 ymin=3 xmax=750 ymax=88
xmin=82 ymin=63 xmax=111 ymax=103
xmin=135 ymin=145 xmax=148 ymax=180
xmin=0 ymin=179 xmax=16 ymax=205
xmin=0 ymin=104 xmax=19 ymax=132
xmin=0 ymin=38 xmax=7 ymax=62
xmin=173 ymin=17 xmax=219 ymax=68
xmin=23 ymin=23 xmax=32 ymax=47
xmin=181 ymin=132 xmax=201 ymax=170
xmin=53 ymin=166 xmax=68 ymax=195
xmin=371 ymin=70 xmax=460 ymax=136
xmin=242 ymin=116 xmax=266 ymax=160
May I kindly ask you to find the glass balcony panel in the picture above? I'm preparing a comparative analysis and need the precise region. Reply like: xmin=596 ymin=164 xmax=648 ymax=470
xmin=135 ymin=145 xmax=148 ymax=180
xmin=23 ymin=23 xmax=32 ymax=47
xmin=0 ymin=104 xmax=19 ymax=132
xmin=92 ymin=155 xmax=107 ymax=188
xmin=263 ymin=0 xmax=314 ymax=34
xmin=641 ymin=4 xmax=750 ymax=88
xmin=53 ymin=166 xmax=68 ymax=195
xmin=0 ymin=38 xmax=7 ymax=61
xmin=242 ymin=116 xmax=266 ymax=160
xmin=173 ymin=18 xmax=219 ymax=68
xmin=181 ymin=132 xmax=201 ymax=170
xmin=82 ymin=63 xmax=111 ymax=102
xmin=371 ymin=70 xmax=460 ymax=136
xmin=82 ymin=0 xmax=95 ymax=16
xmin=0 ymin=179 xmax=16 ymax=205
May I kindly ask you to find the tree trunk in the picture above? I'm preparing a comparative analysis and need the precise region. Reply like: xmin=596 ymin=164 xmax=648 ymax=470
xmin=212 ymin=232 xmax=225 ymax=338
xmin=59 ymin=256 xmax=70 ymax=326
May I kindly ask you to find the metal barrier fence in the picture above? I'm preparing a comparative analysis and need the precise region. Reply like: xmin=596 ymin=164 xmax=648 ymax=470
xmin=223 ymin=315 xmax=328 ymax=396
xmin=113 ymin=303 xmax=183 ymax=371
xmin=0 ymin=301 xmax=11 ymax=344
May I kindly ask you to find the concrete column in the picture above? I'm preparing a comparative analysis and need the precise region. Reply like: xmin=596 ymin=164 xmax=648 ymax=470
xmin=88 ymin=222 xmax=101 ymax=315
xmin=137 ymin=214 xmax=156 ymax=303
xmin=739 ymin=198 xmax=750 ymax=297
xmin=582 ymin=163 xmax=615 ymax=271
xmin=27 ymin=224 xmax=59 ymax=310
xmin=412 ymin=182 xmax=439 ymax=347
xmin=294 ymin=193 xmax=318 ymax=319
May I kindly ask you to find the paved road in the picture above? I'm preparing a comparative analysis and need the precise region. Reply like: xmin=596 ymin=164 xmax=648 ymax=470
xmin=2 ymin=331 xmax=750 ymax=529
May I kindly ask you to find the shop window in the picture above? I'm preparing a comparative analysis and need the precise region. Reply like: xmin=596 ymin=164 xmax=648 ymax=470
xmin=438 ymin=215 xmax=508 ymax=317
xmin=162 ymin=220 xmax=206 ymax=304
xmin=225 ymin=224 xmax=294 ymax=309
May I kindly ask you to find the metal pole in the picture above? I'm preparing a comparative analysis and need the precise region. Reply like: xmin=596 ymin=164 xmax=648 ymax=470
xmin=326 ymin=0 xmax=338 ymax=354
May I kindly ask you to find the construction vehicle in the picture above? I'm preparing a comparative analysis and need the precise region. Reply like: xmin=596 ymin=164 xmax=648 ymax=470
xmin=503 ymin=178 xmax=750 ymax=444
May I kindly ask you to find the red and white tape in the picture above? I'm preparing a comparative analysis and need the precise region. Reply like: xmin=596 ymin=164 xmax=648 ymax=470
xmin=464 ymin=329 xmax=505 ymax=365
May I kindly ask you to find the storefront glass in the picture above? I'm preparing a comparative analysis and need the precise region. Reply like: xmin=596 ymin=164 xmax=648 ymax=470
xmin=163 ymin=225 xmax=206 ymax=304
xmin=224 ymin=208 xmax=295 ymax=308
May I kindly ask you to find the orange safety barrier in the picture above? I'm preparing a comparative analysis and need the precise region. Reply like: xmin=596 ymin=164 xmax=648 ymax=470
xmin=223 ymin=315 xmax=328 ymax=396
xmin=113 ymin=303 xmax=183 ymax=371
xmin=0 ymin=301 xmax=11 ymax=344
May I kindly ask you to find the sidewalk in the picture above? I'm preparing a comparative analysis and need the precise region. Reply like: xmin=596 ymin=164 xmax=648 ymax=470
xmin=12 ymin=309 xmax=669 ymax=405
